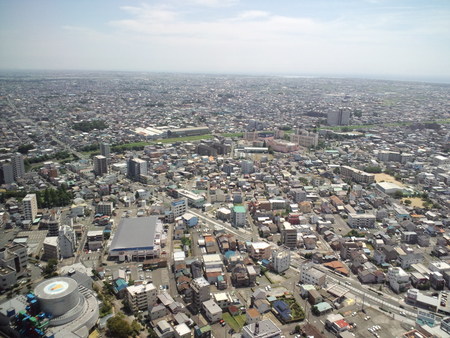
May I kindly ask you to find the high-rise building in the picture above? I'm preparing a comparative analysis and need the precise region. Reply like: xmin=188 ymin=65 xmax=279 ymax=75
xmin=11 ymin=153 xmax=25 ymax=180
xmin=100 ymin=143 xmax=111 ymax=158
xmin=93 ymin=155 xmax=108 ymax=176
xmin=327 ymin=108 xmax=350 ymax=126
xmin=232 ymin=206 xmax=246 ymax=227
xmin=191 ymin=277 xmax=210 ymax=313
xmin=0 ymin=161 xmax=14 ymax=184
xmin=40 ymin=211 xmax=60 ymax=237
xmin=171 ymin=199 xmax=188 ymax=218
xmin=22 ymin=193 xmax=38 ymax=222
xmin=241 ymin=160 xmax=254 ymax=174
xmin=58 ymin=225 xmax=77 ymax=258
xmin=272 ymin=249 xmax=291 ymax=273
xmin=43 ymin=236 xmax=60 ymax=261
xmin=126 ymin=283 xmax=158 ymax=311
xmin=127 ymin=158 xmax=147 ymax=181
xmin=281 ymin=222 xmax=298 ymax=248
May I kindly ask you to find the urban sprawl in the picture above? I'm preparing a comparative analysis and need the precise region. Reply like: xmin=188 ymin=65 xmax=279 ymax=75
xmin=0 ymin=72 xmax=450 ymax=338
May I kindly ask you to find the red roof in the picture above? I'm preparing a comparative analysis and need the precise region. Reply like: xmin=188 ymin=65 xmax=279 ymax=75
xmin=334 ymin=319 xmax=349 ymax=329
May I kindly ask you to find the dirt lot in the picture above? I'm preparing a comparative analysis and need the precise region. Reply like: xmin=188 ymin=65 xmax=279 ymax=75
xmin=402 ymin=197 xmax=424 ymax=208
xmin=375 ymin=173 xmax=405 ymax=187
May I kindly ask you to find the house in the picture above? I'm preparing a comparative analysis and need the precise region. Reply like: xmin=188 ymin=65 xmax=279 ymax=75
xmin=246 ymin=308 xmax=261 ymax=324
xmin=202 ymin=299 xmax=222 ymax=323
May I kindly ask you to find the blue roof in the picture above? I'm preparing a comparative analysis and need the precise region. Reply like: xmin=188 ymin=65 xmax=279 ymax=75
xmin=224 ymin=251 xmax=236 ymax=259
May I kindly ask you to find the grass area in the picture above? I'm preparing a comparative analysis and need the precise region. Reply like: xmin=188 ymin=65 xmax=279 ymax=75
xmin=277 ymin=296 xmax=305 ymax=322
xmin=223 ymin=313 xmax=245 ymax=331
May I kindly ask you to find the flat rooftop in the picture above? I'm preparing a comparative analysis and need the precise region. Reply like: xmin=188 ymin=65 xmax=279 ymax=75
xmin=109 ymin=216 xmax=160 ymax=251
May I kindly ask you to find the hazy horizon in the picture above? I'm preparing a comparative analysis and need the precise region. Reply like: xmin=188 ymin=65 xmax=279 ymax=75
xmin=1 ymin=0 xmax=449 ymax=83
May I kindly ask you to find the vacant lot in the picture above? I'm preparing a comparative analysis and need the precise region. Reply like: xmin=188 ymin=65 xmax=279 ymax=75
xmin=374 ymin=173 xmax=405 ymax=187
xmin=402 ymin=197 xmax=424 ymax=208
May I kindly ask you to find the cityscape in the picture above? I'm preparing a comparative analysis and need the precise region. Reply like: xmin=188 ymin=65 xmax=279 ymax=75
xmin=0 ymin=71 xmax=449 ymax=338
xmin=1 ymin=1 xmax=450 ymax=338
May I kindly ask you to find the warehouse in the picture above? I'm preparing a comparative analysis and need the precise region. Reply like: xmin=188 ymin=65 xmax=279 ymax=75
xmin=109 ymin=216 xmax=164 ymax=262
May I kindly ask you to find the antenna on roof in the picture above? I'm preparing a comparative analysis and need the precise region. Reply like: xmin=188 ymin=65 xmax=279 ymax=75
xmin=254 ymin=321 xmax=259 ymax=335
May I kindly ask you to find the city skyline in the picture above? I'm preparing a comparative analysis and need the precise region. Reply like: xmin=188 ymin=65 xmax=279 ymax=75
xmin=1 ymin=0 xmax=450 ymax=83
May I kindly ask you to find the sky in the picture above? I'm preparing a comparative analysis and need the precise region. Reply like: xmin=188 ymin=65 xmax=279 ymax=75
xmin=1 ymin=0 xmax=450 ymax=82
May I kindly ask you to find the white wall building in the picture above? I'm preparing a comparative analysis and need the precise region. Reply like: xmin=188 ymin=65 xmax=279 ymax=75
xmin=272 ymin=249 xmax=291 ymax=273
xmin=126 ymin=283 xmax=158 ymax=311
xmin=22 ymin=193 xmax=38 ymax=222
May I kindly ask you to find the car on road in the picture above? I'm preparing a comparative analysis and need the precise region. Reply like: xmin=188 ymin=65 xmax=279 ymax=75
xmin=220 ymin=319 xmax=226 ymax=327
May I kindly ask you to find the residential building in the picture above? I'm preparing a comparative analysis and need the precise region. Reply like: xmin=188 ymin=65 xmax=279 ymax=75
xmin=40 ymin=211 xmax=60 ymax=237
xmin=0 ymin=161 xmax=14 ymax=184
xmin=172 ymin=199 xmax=188 ymax=218
xmin=11 ymin=152 xmax=25 ymax=180
xmin=0 ymin=243 xmax=28 ymax=289
xmin=126 ymin=283 xmax=158 ymax=311
xmin=246 ymin=308 xmax=261 ymax=324
xmin=191 ymin=277 xmax=210 ymax=313
xmin=249 ymin=242 xmax=272 ymax=260
xmin=348 ymin=213 xmax=376 ymax=228
xmin=43 ymin=236 xmax=60 ymax=261
xmin=280 ymin=222 xmax=297 ymax=248
xmin=242 ymin=319 xmax=282 ymax=338
xmin=327 ymin=108 xmax=350 ymax=126
xmin=202 ymin=299 xmax=222 ymax=323
xmin=96 ymin=201 xmax=114 ymax=216
xmin=93 ymin=155 xmax=108 ymax=176
xmin=300 ymin=263 xmax=326 ymax=286
xmin=22 ymin=193 xmax=38 ymax=222
xmin=87 ymin=230 xmax=103 ymax=251
xmin=340 ymin=166 xmax=375 ymax=184
xmin=127 ymin=157 xmax=148 ymax=181
xmin=58 ymin=225 xmax=77 ymax=258
xmin=232 ymin=205 xmax=246 ymax=227
xmin=100 ymin=142 xmax=111 ymax=158
xmin=272 ymin=249 xmax=291 ymax=273
xmin=388 ymin=267 xmax=411 ymax=293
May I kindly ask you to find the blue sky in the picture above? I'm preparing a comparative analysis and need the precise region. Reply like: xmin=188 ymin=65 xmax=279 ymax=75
xmin=1 ymin=0 xmax=449 ymax=81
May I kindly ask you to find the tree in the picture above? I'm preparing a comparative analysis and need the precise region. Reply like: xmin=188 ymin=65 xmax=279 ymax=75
xmin=106 ymin=314 xmax=132 ymax=338
xmin=404 ymin=199 xmax=412 ymax=205
xmin=393 ymin=191 xmax=404 ymax=199
xmin=312 ymin=305 xmax=320 ymax=316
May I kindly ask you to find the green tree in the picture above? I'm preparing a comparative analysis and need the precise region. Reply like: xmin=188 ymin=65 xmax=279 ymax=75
xmin=393 ymin=191 xmax=404 ymax=199
xmin=106 ymin=314 xmax=132 ymax=338
xmin=404 ymin=199 xmax=412 ymax=205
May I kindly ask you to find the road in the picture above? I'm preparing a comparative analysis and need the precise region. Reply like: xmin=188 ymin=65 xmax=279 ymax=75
xmin=188 ymin=209 xmax=254 ymax=242
xmin=310 ymin=266 xmax=418 ymax=321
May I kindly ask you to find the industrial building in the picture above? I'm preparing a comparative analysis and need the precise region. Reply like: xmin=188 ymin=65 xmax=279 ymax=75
xmin=109 ymin=216 xmax=164 ymax=261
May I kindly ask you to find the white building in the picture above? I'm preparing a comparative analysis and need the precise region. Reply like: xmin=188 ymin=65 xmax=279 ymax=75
xmin=300 ymin=263 xmax=326 ymax=286
xmin=126 ymin=283 xmax=158 ymax=311
xmin=281 ymin=222 xmax=297 ymax=248
xmin=127 ymin=158 xmax=147 ymax=181
xmin=348 ymin=213 xmax=376 ymax=228
xmin=242 ymin=319 xmax=282 ymax=338
xmin=43 ymin=237 xmax=60 ymax=261
xmin=58 ymin=225 xmax=77 ymax=258
xmin=22 ymin=193 xmax=38 ymax=222
xmin=272 ymin=249 xmax=291 ymax=273
xmin=388 ymin=267 xmax=410 ymax=293
xmin=171 ymin=199 xmax=188 ymax=218
xmin=249 ymin=242 xmax=272 ymax=260
xmin=202 ymin=299 xmax=222 ymax=323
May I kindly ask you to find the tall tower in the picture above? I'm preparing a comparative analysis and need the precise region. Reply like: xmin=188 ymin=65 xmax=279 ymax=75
xmin=100 ymin=143 xmax=111 ymax=158
xmin=22 ymin=194 xmax=38 ymax=221
xmin=11 ymin=153 xmax=25 ymax=180
xmin=127 ymin=158 xmax=147 ymax=181
xmin=93 ymin=155 xmax=108 ymax=176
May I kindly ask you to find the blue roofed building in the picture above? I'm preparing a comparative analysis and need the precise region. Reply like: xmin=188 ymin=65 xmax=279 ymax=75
xmin=272 ymin=300 xmax=291 ymax=323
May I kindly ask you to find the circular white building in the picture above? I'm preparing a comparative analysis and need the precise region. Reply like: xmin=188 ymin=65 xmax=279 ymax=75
xmin=34 ymin=277 xmax=80 ymax=318
xmin=33 ymin=276 xmax=99 ymax=337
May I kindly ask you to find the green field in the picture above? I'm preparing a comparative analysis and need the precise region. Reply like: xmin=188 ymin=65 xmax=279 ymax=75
xmin=222 ymin=313 xmax=246 ymax=331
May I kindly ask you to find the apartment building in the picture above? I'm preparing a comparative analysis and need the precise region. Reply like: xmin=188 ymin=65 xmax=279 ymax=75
xmin=300 ymin=263 xmax=326 ymax=286
xmin=22 ymin=193 xmax=38 ymax=222
xmin=126 ymin=283 xmax=158 ymax=311
xmin=348 ymin=213 xmax=376 ymax=228
xmin=272 ymin=249 xmax=291 ymax=273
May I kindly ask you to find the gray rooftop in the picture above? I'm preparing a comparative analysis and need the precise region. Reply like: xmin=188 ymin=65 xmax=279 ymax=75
xmin=109 ymin=216 xmax=160 ymax=251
